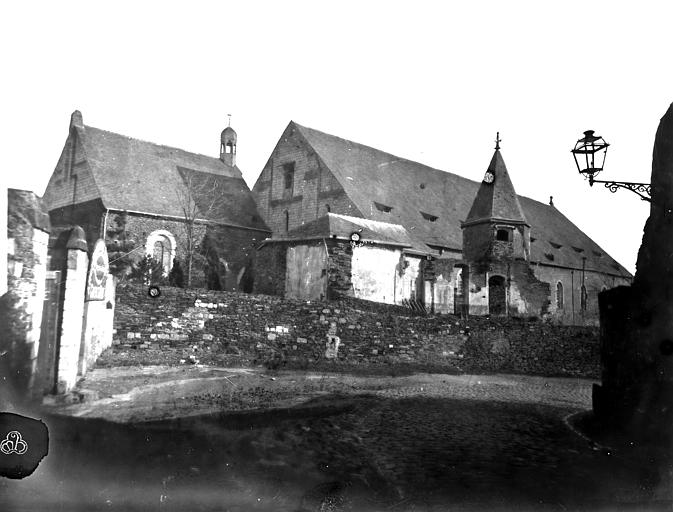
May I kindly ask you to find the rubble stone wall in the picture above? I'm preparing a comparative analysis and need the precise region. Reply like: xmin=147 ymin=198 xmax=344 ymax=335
xmin=111 ymin=285 xmax=600 ymax=378
xmin=3 ymin=189 xmax=51 ymax=397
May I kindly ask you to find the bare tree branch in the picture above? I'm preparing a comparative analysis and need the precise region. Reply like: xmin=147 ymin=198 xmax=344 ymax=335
xmin=175 ymin=169 xmax=229 ymax=287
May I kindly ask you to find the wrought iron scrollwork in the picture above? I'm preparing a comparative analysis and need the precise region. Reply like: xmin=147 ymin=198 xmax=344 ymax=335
xmin=589 ymin=177 xmax=651 ymax=202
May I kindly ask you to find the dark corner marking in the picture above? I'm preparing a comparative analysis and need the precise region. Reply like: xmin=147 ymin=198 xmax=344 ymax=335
xmin=0 ymin=412 xmax=49 ymax=479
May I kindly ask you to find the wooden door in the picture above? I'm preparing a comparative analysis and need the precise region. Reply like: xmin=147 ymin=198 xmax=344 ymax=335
xmin=285 ymin=245 xmax=327 ymax=301
xmin=36 ymin=270 xmax=63 ymax=395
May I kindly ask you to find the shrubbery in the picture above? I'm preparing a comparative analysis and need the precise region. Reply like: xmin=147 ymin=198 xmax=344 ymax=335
xmin=128 ymin=255 xmax=166 ymax=285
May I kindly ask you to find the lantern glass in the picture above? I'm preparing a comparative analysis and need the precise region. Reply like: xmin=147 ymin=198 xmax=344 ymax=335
xmin=571 ymin=130 xmax=609 ymax=179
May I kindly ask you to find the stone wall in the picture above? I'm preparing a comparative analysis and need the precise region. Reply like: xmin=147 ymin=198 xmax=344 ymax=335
xmin=1 ymin=183 xmax=8 ymax=296
xmin=48 ymin=198 xmax=106 ymax=251
xmin=102 ymin=210 xmax=266 ymax=290
xmin=3 ymin=189 xmax=51 ymax=399
xmin=532 ymin=264 xmax=631 ymax=326
xmin=253 ymin=243 xmax=287 ymax=296
xmin=111 ymin=285 xmax=601 ymax=378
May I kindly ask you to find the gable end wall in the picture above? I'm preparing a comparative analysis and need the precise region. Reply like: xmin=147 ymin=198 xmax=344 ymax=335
xmin=43 ymin=129 xmax=100 ymax=211
xmin=252 ymin=126 xmax=362 ymax=235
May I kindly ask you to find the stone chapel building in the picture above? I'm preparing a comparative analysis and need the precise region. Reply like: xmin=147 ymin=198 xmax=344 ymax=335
xmin=252 ymin=122 xmax=632 ymax=325
xmin=42 ymin=111 xmax=270 ymax=290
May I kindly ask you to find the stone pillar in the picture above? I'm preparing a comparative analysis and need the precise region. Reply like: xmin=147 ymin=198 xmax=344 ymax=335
xmin=102 ymin=275 xmax=116 ymax=351
xmin=78 ymin=239 xmax=113 ymax=378
xmin=56 ymin=227 xmax=88 ymax=394
xmin=26 ymin=228 xmax=49 ymax=392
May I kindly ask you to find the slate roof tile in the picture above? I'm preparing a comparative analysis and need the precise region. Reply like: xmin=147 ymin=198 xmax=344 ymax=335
xmin=69 ymin=119 xmax=269 ymax=231
xmin=291 ymin=122 xmax=630 ymax=277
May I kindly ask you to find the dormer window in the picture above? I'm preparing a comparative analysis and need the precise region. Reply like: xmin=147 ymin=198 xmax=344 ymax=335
xmin=550 ymin=242 xmax=563 ymax=249
xmin=420 ymin=211 xmax=438 ymax=222
xmin=374 ymin=202 xmax=393 ymax=213
xmin=572 ymin=246 xmax=584 ymax=253
xmin=593 ymin=250 xmax=603 ymax=257
xmin=496 ymin=229 xmax=511 ymax=242
xmin=544 ymin=253 xmax=554 ymax=261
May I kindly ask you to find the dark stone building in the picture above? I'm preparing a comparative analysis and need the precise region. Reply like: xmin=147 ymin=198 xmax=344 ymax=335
xmin=42 ymin=111 xmax=270 ymax=290
xmin=252 ymin=122 xmax=632 ymax=325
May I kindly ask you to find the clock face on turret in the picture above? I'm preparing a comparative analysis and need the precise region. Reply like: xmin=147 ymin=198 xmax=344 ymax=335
xmin=483 ymin=171 xmax=494 ymax=184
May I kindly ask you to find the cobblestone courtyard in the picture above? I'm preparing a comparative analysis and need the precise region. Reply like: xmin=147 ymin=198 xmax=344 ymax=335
xmin=3 ymin=368 xmax=672 ymax=511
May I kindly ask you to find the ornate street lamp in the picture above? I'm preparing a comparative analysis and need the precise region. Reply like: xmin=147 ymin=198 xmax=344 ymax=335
xmin=571 ymin=130 xmax=651 ymax=202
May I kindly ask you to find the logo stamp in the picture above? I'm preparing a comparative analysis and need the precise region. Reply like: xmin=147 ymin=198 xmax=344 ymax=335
xmin=1 ymin=431 xmax=28 ymax=455
xmin=0 ymin=412 xmax=48 ymax=479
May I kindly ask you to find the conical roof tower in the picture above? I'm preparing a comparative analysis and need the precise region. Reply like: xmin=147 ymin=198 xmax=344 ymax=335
xmin=461 ymin=133 xmax=531 ymax=263
xmin=464 ymin=134 xmax=528 ymax=227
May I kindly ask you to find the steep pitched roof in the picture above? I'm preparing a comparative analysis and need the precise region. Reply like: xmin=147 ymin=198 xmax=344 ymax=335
xmin=291 ymin=122 xmax=630 ymax=277
xmin=50 ymin=112 xmax=269 ymax=231
xmin=464 ymin=149 xmax=528 ymax=226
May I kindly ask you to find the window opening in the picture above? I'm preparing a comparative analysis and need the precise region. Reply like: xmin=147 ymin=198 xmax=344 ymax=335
xmin=556 ymin=282 xmax=564 ymax=309
xmin=374 ymin=202 xmax=393 ymax=213
xmin=283 ymin=163 xmax=295 ymax=190
xmin=496 ymin=229 xmax=510 ymax=242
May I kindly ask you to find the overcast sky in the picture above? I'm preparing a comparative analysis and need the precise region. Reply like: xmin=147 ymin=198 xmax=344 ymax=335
xmin=3 ymin=1 xmax=672 ymax=273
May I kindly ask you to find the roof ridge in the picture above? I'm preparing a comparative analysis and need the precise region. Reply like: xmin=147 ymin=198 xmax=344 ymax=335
xmin=293 ymin=122 xmax=458 ymax=177
xmin=292 ymin=121 xmax=571 ymax=210
xmin=83 ymin=124 xmax=231 ymax=165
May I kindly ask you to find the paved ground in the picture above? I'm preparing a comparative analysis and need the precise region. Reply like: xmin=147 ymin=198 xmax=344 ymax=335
xmin=41 ymin=366 xmax=597 ymax=422
xmin=2 ymin=367 xmax=672 ymax=511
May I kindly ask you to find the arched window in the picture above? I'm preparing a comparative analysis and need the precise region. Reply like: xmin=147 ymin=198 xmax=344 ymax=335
xmin=556 ymin=282 xmax=564 ymax=309
xmin=145 ymin=230 xmax=176 ymax=276
xmin=325 ymin=204 xmax=331 ymax=213
xmin=580 ymin=285 xmax=588 ymax=311
xmin=284 ymin=210 xmax=289 ymax=232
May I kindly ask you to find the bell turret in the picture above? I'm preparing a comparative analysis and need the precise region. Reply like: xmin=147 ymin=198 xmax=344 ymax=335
xmin=220 ymin=116 xmax=237 ymax=166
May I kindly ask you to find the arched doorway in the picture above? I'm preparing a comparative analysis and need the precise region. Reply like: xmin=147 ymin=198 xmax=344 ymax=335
xmin=145 ymin=230 xmax=176 ymax=276
xmin=488 ymin=275 xmax=506 ymax=315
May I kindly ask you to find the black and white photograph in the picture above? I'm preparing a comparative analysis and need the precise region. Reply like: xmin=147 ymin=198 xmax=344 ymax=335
xmin=1 ymin=1 xmax=672 ymax=510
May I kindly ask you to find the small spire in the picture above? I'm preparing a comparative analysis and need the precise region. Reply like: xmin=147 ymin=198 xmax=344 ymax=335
xmin=70 ymin=110 xmax=84 ymax=129
xmin=495 ymin=132 xmax=501 ymax=150
xmin=227 ymin=114 xmax=232 ymax=127
xmin=549 ymin=196 xmax=554 ymax=207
